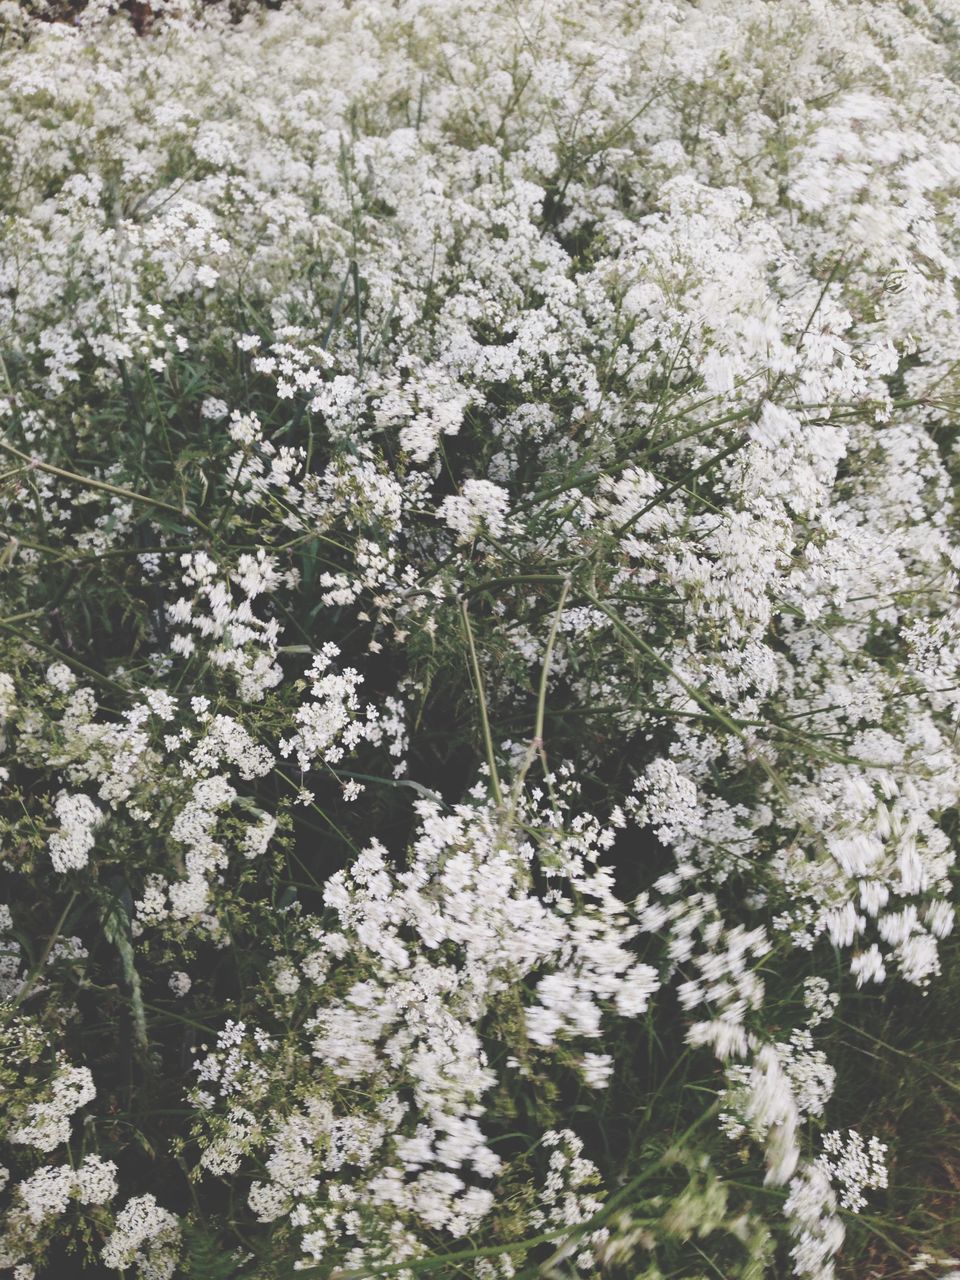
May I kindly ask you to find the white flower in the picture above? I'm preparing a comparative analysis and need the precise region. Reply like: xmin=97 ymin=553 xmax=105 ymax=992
xmin=74 ymin=1154 xmax=119 ymax=1206
xmin=580 ymin=1053 xmax=613 ymax=1088
xmin=850 ymin=944 xmax=886 ymax=987
xmin=9 ymin=1064 xmax=96 ymax=1153
xmin=195 ymin=264 xmax=219 ymax=288
xmin=169 ymin=971 xmax=192 ymax=997
xmin=45 ymin=663 xmax=76 ymax=693
xmin=201 ymin=397 xmax=229 ymax=420
xmin=48 ymin=792 xmax=103 ymax=873
xmin=438 ymin=480 xmax=510 ymax=541
xmin=272 ymin=961 xmax=301 ymax=997
xmin=817 ymin=1130 xmax=888 ymax=1213
xmin=101 ymin=1194 xmax=181 ymax=1277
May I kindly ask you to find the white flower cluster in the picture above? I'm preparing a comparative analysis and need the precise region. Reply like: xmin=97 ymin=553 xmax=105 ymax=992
xmin=100 ymin=1195 xmax=181 ymax=1280
xmin=784 ymin=1164 xmax=845 ymax=1280
xmin=47 ymin=792 xmax=102 ymax=873
xmin=816 ymin=1129 xmax=889 ymax=1214
xmin=0 ymin=904 xmax=22 ymax=1002
xmin=438 ymin=480 xmax=511 ymax=543
xmin=0 ymin=1154 xmax=117 ymax=1275
xmin=16 ymin=1156 xmax=117 ymax=1225
xmin=8 ymin=1064 xmax=96 ymax=1154
xmin=184 ymin=781 xmax=657 ymax=1272
xmin=168 ymin=549 xmax=291 ymax=702
xmin=278 ymin=644 xmax=374 ymax=771
xmin=530 ymin=1130 xmax=608 ymax=1267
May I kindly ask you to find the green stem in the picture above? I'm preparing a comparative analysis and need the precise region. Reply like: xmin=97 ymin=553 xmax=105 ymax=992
xmin=460 ymin=599 xmax=503 ymax=806
xmin=0 ymin=436 xmax=213 ymax=533
xmin=9 ymin=891 xmax=79 ymax=1009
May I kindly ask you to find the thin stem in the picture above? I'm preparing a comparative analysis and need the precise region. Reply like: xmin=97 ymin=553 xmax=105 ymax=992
xmin=460 ymin=599 xmax=503 ymax=805
xmin=11 ymin=891 xmax=79 ymax=1009
xmin=0 ymin=437 xmax=213 ymax=533
xmin=534 ymin=577 xmax=570 ymax=749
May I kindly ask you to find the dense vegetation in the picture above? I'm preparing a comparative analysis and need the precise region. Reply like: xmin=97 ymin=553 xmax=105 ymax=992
xmin=1 ymin=1 xmax=959 ymax=1276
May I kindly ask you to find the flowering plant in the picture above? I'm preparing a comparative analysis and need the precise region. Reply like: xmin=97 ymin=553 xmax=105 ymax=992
xmin=0 ymin=0 xmax=959 ymax=1276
